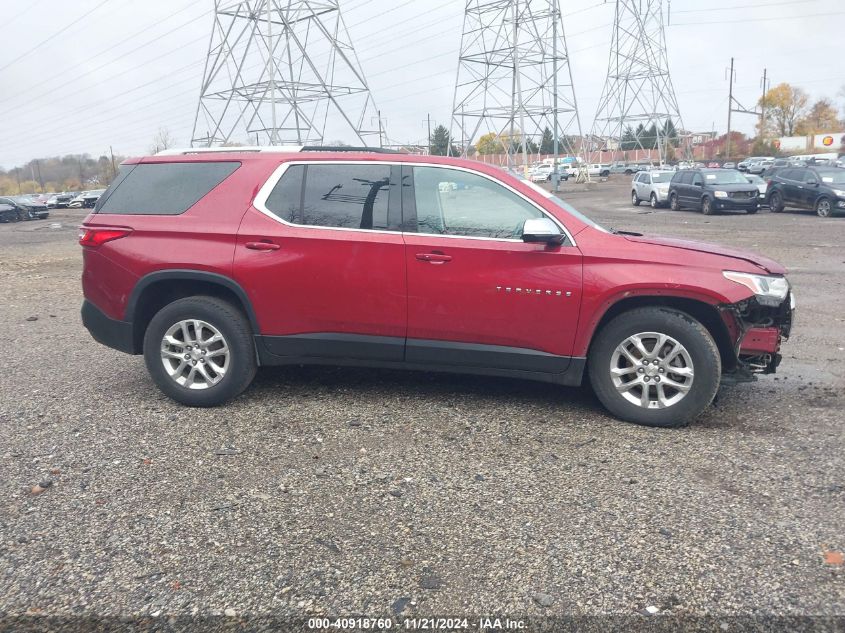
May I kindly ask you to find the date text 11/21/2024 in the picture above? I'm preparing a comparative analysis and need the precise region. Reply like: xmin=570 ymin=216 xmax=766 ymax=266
xmin=306 ymin=617 xmax=527 ymax=630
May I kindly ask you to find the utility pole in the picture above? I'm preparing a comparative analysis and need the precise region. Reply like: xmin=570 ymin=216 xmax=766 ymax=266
xmin=109 ymin=146 xmax=117 ymax=182
xmin=35 ymin=160 xmax=44 ymax=192
xmin=759 ymin=68 xmax=769 ymax=140
xmin=726 ymin=57 xmax=735 ymax=159
xmin=427 ymin=113 xmax=432 ymax=155
xmin=551 ymin=0 xmax=560 ymax=191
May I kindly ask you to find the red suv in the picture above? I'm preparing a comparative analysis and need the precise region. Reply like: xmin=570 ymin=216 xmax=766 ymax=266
xmin=80 ymin=148 xmax=794 ymax=427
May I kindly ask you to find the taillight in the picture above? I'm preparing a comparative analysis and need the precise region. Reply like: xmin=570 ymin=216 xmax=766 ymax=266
xmin=78 ymin=227 xmax=131 ymax=247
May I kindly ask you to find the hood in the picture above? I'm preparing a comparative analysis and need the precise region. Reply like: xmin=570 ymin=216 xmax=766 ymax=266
xmin=624 ymin=235 xmax=786 ymax=275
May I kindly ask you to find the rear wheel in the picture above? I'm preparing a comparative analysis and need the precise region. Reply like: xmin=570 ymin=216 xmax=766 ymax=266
xmin=701 ymin=196 xmax=714 ymax=215
xmin=143 ymin=296 xmax=257 ymax=407
xmin=588 ymin=307 xmax=721 ymax=427
xmin=631 ymin=190 xmax=640 ymax=206
xmin=769 ymin=192 xmax=784 ymax=213
xmin=816 ymin=197 xmax=833 ymax=218
xmin=669 ymin=193 xmax=680 ymax=211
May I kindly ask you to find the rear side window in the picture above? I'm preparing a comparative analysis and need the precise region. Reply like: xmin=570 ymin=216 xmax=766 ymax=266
xmin=264 ymin=163 xmax=394 ymax=230
xmin=96 ymin=162 xmax=240 ymax=215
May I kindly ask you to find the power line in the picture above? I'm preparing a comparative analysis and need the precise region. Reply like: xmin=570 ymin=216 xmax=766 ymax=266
xmin=673 ymin=9 xmax=845 ymax=25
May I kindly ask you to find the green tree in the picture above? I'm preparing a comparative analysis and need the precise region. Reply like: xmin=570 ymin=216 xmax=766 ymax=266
xmin=429 ymin=124 xmax=456 ymax=156
xmin=539 ymin=127 xmax=555 ymax=154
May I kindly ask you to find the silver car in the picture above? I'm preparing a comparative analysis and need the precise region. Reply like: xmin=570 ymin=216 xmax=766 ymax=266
xmin=631 ymin=170 xmax=674 ymax=208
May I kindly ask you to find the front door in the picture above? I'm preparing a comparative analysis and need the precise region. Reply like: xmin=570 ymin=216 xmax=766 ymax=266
xmin=235 ymin=161 xmax=407 ymax=362
xmin=402 ymin=165 xmax=583 ymax=372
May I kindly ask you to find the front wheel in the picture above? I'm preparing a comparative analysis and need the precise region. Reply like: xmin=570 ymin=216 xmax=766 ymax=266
xmin=650 ymin=193 xmax=658 ymax=208
xmin=669 ymin=193 xmax=680 ymax=211
xmin=769 ymin=192 xmax=784 ymax=213
xmin=816 ymin=197 xmax=833 ymax=218
xmin=588 ymin=308 xmax=721 ymax=427
xmin=632 ymin=190 xmax=641 ymax=206
xmin=143 ymin=296 xmax=257 ymax=407
xmin=701 ymin=197 xmax=714 ymax=215
xmin=747 ymin=206 xmax=758 ymax=215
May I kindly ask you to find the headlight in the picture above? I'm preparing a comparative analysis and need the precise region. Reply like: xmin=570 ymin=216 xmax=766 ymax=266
xmin=833 ymin=189 xmax=845 ymax=198
xmin=723 ymin=271 xmax=789 ymax=306
xmin=713 ymin=191 xmax=728 ymax=198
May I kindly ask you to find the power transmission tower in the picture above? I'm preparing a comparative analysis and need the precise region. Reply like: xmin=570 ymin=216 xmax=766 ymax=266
xmin=192 ymin=0 xmax=383 ymax=147
xmin=590 ymin=0 xmax=687 ymax=165
xmin=448 ymin=0 xmax=586 ymax=180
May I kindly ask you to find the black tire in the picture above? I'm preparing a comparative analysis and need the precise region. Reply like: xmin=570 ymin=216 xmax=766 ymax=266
xmin=669 ymin=193 xmax=680 ymax=211
xmin=815 ymin=197 xmax=833 ymax=218
xmin=143 ymin=296 xmax=257 ymax=407
xmin=631 ymin=190 xmax=640 ymax=206
xmin=587 ymin=307 xmax=721 ymax=428
xmin=747 ymin=206 xmax=758 ymax=215
xmin=650 ymin=193 xmax=658 ymax=208
xmin=701 ymin=196 xmax=714 ymax=215
xmin=769 ymin=191 xmax=784 ymax=213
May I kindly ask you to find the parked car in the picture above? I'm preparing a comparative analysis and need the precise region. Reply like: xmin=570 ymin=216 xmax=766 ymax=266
xmin=0 ymin=202 xmax=18 ymax=223
xmin=79 ymin=147 xmax=794 ymax=428
xmin=738 ymin=156 xmax=773 ymax=172
xmin=608 ymin=162 xmax=631 ymax=174
xmin=631 ymin=170 xmax=674 ymax=208
xmin=587 ymin=163 xmax=611 ymax=177
xmin=745 ymin=174 xmax=768 ymax=205
xmin=835 ymin=156 xmax=845 ymax=169
xmin=668 ymin=169 xmax=760 ymax=215
xmin=69 ymin=192 xmax=88 ymax=208
xmin=706 ymin=161 xmax=720 ymax=168
xmin=82 ymin=189 xmax=106 ymax=208
xmin=723 ymin=162 xmax=736 ymax=170
xmin=529 ymin=163 xmax=569 ymax=183
xmin=747 ymin=159 xmax=774 ymax=175
xmin=0 ymin=196 xmax=50 ymax=220
xmin=47 ymin=192 xmax=76 ymax=208
xmin=766 ymin=166 xmax=845 ymax=217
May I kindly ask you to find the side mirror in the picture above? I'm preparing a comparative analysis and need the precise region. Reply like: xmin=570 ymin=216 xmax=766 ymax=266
xmin=806 ymin=179 xmax=818 ymax=186
xmin=522 ymin=217 xmax=565 ymax=245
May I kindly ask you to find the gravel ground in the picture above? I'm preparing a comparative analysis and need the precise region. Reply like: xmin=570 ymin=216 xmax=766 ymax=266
xmin=0 ymin=181 xmax=843 ymax=629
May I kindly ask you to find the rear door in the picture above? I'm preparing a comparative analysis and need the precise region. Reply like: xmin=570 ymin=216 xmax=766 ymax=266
xmin=402 ymin=165 xmax=583 ymax=371
xmin=781 ymin=168 xmax=805 ymax=205
xmin=236 ymin=161 xmax=407 ymax=362
xmin=799 ymin=169 xmax=821 ymax=209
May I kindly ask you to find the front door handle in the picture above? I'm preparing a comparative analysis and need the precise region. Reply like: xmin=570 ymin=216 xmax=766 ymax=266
xmin=416 ymin=252 xmax=452 ymax=264
xmin=246 ymin=241 xmax=280 ymax=251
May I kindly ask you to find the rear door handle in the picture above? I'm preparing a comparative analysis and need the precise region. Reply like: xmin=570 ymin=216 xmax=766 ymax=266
xmin=245 ymin=241 xmax=281 ymax=251
xmin=416 ymin=252 xmax=452 ymax=263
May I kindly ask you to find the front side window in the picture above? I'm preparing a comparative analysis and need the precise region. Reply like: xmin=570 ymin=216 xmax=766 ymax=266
xmin=265 ymin=163 xmax=393 ymax=230
xmin=412 ymin=166 xmax=544 ymax=239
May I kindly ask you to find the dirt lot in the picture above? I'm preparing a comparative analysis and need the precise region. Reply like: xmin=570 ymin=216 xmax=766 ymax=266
xmin=1 ymin=178 xmax=843 ymax=627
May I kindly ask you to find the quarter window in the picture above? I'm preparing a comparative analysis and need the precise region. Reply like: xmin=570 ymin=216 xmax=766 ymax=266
xmin=411 ymin=166 xmax=544 ymax=239
xmin=265 ymin=163 xmax=394 ymax=230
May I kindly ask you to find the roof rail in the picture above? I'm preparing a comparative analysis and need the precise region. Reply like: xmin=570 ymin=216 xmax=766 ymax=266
xmin=156 ymin=145 xmax=401 ymax=156
xmin=155 ymin=146 xmax=304 ymax=156
xmin=300 ymin=145 xmax=401 ymax=154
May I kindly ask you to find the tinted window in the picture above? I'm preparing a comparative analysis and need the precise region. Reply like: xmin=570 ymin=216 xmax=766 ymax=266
xmin=670 ymin=172 xmax=685 ymax=184
xmin=412 ymin=166 xmax=543 ymax=239
xmin=97 ymin=162 xmax=239 ymax=215
xmin=266 ymin=164 xmax=393 ymax=230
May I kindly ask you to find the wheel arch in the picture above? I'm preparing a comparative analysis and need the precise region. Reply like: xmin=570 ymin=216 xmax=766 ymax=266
xmin=126 ymin=270 xmax=259 ymax=354
xmin=585 ymin=295 xmax=737 ymax=373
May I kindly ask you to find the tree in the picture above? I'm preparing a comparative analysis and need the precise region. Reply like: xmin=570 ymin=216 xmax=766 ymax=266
xmin=429 ymin=124 xmax=456 ymax=156
xmin=149 ymin=127 xmax=175 ymax=154
xmin=758 ymin=83 xmax=809 ymax=137
xmin=796 ymin=98 xmax=842 ymax=135
xmin=540 ymin=127 xmax=555 ymax=154
xmin=476 ymin=132 xmax=502 ymax=155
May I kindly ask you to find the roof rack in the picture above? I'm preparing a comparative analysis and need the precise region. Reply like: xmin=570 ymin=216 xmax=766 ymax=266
xmin=155 ymin=145 xmax=400 ymax=156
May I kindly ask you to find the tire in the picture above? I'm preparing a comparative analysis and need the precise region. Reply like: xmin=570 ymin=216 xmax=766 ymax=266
xmin=747 ymin=206 xmax=758 ymax=215
xmin=587 ymin=307 xmax=721 ymax=428
xmin=815 ymin=197 xmax=833 ymax=218
xmin=769 ymin=192 xmax=784 ymax=213
xmin=650 ymin=193 xmax=658 ymax=208
xmin=631 ymin=190 xmax=640 ymax=206
xmin=143 ymin=296 xmax=257 ymax=407
xmin=701 ymin=196 xmax=714 ymax=215
xmin=669 ymin=193 xmax=680 ymax=211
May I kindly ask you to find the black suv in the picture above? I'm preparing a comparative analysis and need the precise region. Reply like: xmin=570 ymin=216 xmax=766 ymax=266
xmin=0 ymin=196 xmax=50 ymax=221
xmin=767 ymin=166 xmax=845 ymax=217
xmin=668 ymin=169 xmax=760 ymax=215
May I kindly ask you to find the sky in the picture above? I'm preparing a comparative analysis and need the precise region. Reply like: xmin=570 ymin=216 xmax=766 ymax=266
xmin=0 ymin=0 xmax=843 ymax=169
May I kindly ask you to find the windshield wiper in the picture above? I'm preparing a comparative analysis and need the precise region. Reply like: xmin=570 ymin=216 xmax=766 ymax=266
xmin=610 ymin=228 xmax=643 ymax=236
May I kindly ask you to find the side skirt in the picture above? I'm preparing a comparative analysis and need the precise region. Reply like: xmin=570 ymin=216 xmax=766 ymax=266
xmin=255 ymin=334 xmax=586 ymax=387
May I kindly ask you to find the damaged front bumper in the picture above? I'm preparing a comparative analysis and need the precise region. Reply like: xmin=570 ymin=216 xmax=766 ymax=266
xmin=721 ymin=292 xmax=795 ymax=380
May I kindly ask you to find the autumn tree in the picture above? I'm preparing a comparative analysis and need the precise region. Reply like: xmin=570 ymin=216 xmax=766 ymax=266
xmin=758 ymin=83 xmax=809 ymax=137
xmin=796 ymin=98 xmax=842 ymax=135
xmin=476 ymin=132 xmax=503 ymax=155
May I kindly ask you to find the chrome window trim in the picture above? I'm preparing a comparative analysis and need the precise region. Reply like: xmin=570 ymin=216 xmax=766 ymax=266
xmin=252 ymin=160 xmax=577 ymax=246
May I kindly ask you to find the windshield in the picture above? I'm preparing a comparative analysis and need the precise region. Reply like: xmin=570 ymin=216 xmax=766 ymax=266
xmin=746 ymin=175 xmax=764 ymax=184
xmin=650 ymin=172 xmax=672 ymax=183
xmin=817 ymin=170 xmax=845 ymax=185
xmin=703 ymin=171 xmax=750 ymax=185
xmin=520 ymin=178 xmax=608 ymax=232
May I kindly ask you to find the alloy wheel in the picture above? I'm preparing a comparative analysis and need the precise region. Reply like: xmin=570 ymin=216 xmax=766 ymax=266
xmin=160 ymin=319 xmax=229 ymax=389
xmin=817 ymin=199 xmax=832 ymax=217
xmin=610 ymin=332 xmax=694 ymax=409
